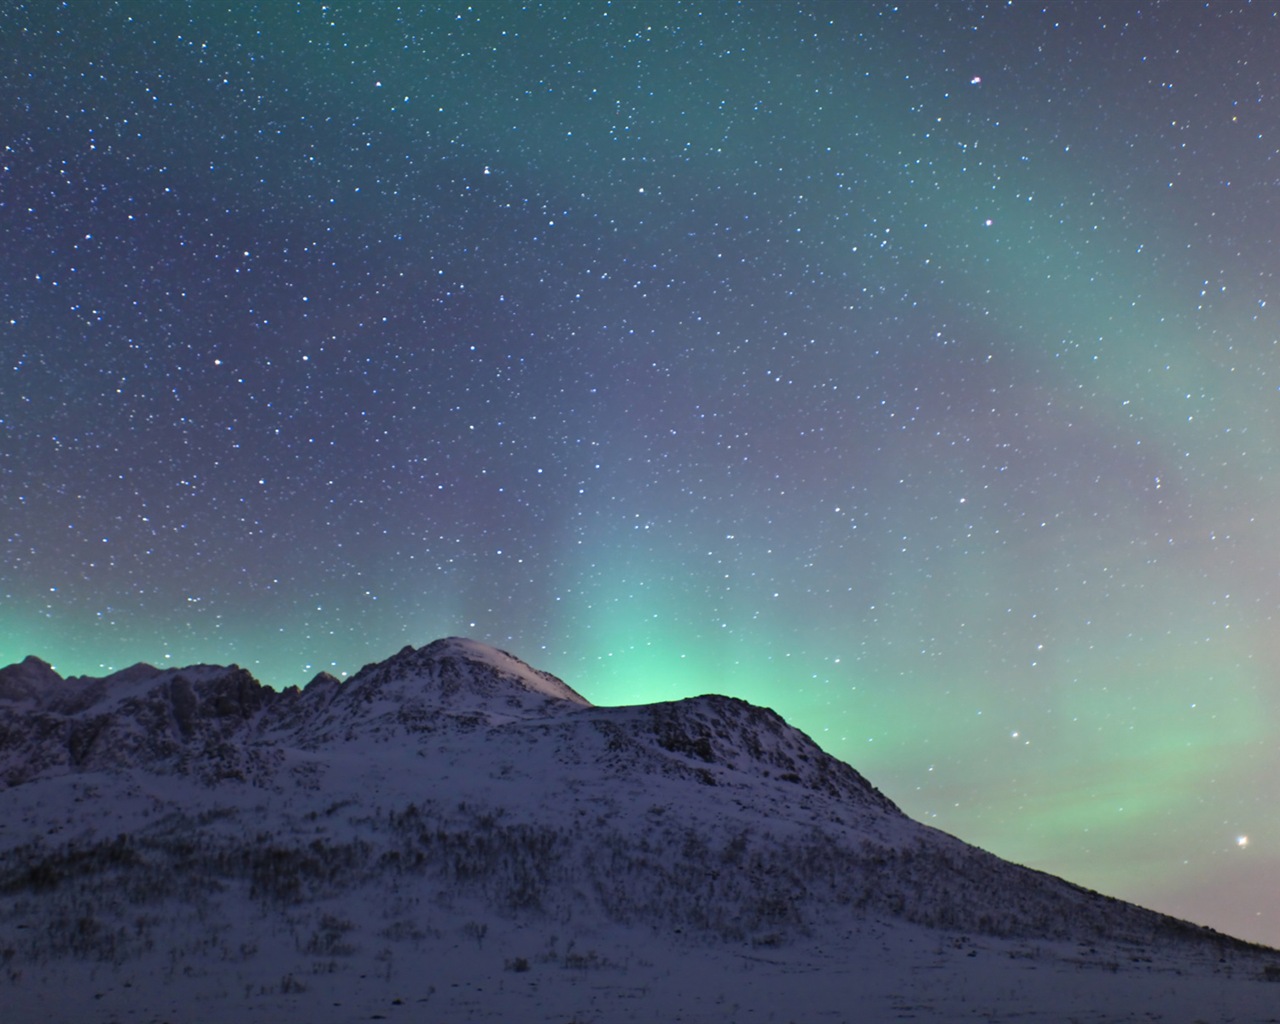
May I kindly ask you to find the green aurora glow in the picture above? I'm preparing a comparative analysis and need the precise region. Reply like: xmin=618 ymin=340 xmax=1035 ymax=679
xmin=4 ymin=1 xmax=1278 ymax=946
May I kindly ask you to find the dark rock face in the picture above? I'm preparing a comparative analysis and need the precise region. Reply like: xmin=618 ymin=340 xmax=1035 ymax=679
xmin=0 ymin=655 xmax=62 ymax=701
xmin=1 ymin=664 xmax=279 ymax=785
xmin=640 ymin=694 xmax=899 ymax=811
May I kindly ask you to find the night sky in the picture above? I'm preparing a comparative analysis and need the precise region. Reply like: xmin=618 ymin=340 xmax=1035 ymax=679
xmin=4 ymin=1 xmax=1279 ymax=946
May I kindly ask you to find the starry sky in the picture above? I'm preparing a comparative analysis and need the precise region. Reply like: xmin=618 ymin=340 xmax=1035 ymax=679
xmin=4 ymin=1 xmax=1279 ymax=945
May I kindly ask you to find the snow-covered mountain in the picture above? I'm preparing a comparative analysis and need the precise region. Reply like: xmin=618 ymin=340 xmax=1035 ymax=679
xmin=1 ymin=638 xmax=1276 ymax=1023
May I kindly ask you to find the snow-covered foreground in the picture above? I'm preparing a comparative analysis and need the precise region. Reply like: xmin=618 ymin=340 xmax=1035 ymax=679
xmin=7 ymin=916 xmax=1279 ymax=1023
xmin=3 ymin=638 xmax=1278 ymax=1022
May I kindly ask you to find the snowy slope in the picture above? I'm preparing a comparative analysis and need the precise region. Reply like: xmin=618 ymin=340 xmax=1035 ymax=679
xmin=1 ymin=639 xmax=1277 ymax=1022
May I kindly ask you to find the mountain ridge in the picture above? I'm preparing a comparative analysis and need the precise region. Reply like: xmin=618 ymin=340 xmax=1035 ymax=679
xmin=0 ymin=638 xmax=1275 ymax=1022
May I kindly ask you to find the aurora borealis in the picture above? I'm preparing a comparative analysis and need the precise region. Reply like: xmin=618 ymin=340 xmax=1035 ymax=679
xmin=4 ymin=1 xmax=1279 ymax=945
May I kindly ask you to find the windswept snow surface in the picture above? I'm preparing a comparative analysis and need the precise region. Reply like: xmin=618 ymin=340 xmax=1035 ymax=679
xmin=421 ymin=636 xmax=593 ymax=707
xmin=1 ymin=640 xmax=1277 ymax=1022
xmin=7 ymin=914 xmax=1280 ymax=1024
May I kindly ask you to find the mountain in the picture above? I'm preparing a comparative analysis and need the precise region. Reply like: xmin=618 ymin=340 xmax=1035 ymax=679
xmin=1 ymin=638 xmax=1276 ymax=1023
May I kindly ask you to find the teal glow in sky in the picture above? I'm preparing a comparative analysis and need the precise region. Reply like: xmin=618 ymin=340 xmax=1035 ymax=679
xmin=3 ymin=2 xmax=1279 ymax=946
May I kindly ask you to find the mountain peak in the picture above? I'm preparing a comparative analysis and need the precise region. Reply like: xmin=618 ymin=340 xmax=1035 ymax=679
xmin=418 ymin=636 xmax=591 ymax=706
xmin=333 ymin=636 xmax=591 ymax=724
xmin=0 ymin=654 xmax=63 ymax=702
